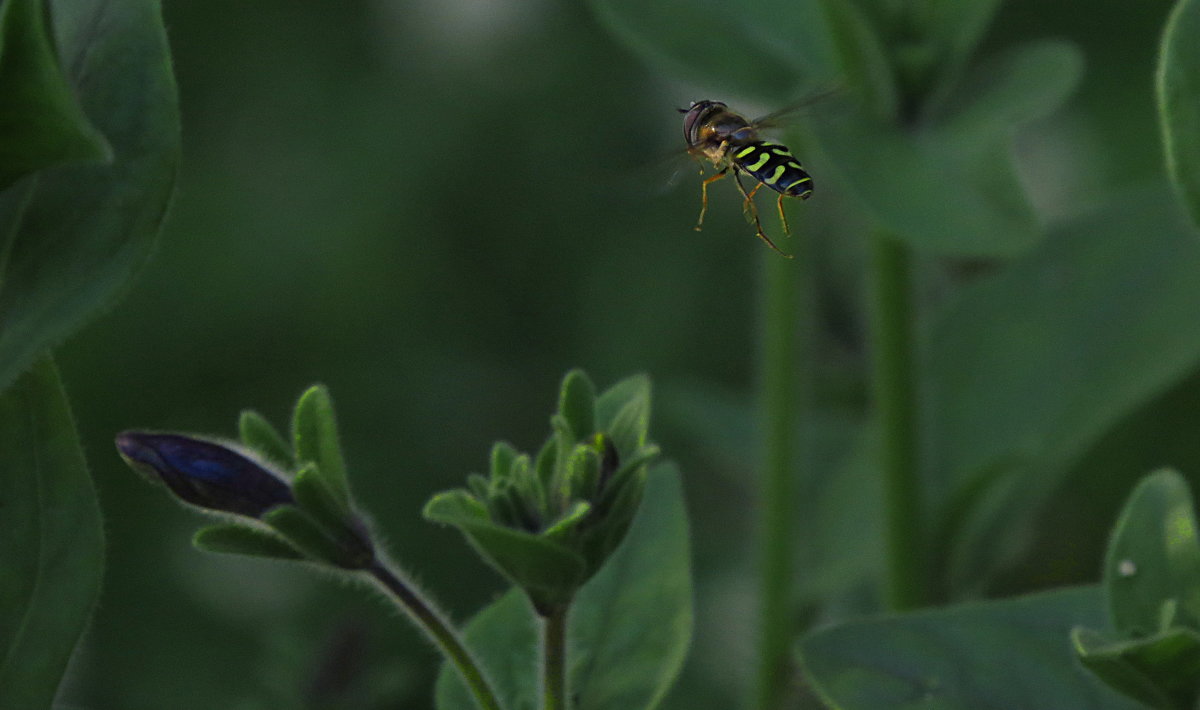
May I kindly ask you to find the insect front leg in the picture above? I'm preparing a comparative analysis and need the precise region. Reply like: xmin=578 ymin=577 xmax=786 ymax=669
xmin=733 ymin=170 xmax=792 ymax=258
xmin=695 ymin=167 xmax=728 ymax=232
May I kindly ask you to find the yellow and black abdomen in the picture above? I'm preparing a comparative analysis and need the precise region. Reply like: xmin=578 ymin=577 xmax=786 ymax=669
xmin=732 ymin=141 xmax=813 ymax=200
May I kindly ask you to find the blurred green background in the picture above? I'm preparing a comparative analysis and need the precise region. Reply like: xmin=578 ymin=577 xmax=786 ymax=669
xmin=51 ymin=0 xmax=1189 ymax=707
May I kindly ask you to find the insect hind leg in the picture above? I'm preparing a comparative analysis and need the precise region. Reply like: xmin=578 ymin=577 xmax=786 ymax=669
xmin=733 ymin=171 xmax=792 ymax=258
xmin=776 ymin=192 xmax=791 ymax=236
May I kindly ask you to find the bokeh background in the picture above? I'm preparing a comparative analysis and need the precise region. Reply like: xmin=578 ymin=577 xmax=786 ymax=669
xmin=53 ymin=0 xmax=1185 ymax=707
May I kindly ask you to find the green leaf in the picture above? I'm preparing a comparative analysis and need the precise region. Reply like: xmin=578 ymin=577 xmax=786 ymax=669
xmin=1158 ymin=0 xmax=1200 ymax=229
xmin=0 ymin=0 xmax=110 ymax=190
xmin=0 ymin=0 xmax=179 ymax=392
xmin=557 ymin=369 xmax=596 ymax=441
xmin=929 ymin=190 xmax=1200 ymax=590
xmin=291 ymin=463 xmax=373 ymax=567
xmin=595 ymin=374 xmax=651 ymax=456
xmin=263 ymin=505 xmax=366 ymax=570
xmin=435 ymin=465 xmax=692 ymax=710
xmin=815 ymin=0 xmax=898 ymax=119
xmin=193 ymin=523 xmax=305 ymax=561
xmin=914 ymin=0 xmax=1004 ymax=85
xmin=423 ymin=489 xmax=491 ymax=525
xmin=800 ymin=586 xmax=1143 ymax=709
xmin=0 ymin=358 xmax=103 ymax=710
xmin=489 ymin=440 xmax=519 ymax=480
xmin=238 ymin=409 xmax=294 ymax=470
xmin=587 ymin=0 xmax=812 ymax=100
xmin=934 ymin=40 xmax=1084 ymax=134
xmin=425 ymin=490 xmax=587 ymax=609
xmin=807 ymin=110 xmax=1040 ymax=256
xmin=291 ymin=384 xmax=350 ymax=508
xmin=1074 ymin=625 xmax=1200 ymax=710
xmin=1104 ymin=470 xmax=1200 ymax=635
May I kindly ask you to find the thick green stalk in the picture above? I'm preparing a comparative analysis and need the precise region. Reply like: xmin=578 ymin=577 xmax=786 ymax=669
xmin=368 ymin=562 xmax=503 ymax=710
xmin=867 ymin=233 xmax=924 ymax=611
xmin=754 ymin=230 xmax=812 ymax=710
xmin=541 ymin=605 xmax=569 ymax=710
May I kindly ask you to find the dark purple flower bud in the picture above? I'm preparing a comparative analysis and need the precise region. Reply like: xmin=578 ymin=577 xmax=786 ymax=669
xmin=116 ymin=431 xmax=293 ymax=517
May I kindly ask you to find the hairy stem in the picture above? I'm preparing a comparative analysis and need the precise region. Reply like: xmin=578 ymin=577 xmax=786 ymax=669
xmin=867 ymin=233 xmax=925 ymax=610
xmin=368 ymin=561 xmax=503 ymax=710
xmin=541 ymin=605 xmax=569 ymax=710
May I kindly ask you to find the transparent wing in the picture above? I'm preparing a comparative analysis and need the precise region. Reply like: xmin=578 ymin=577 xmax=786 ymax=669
xmin=749 ymin=84 xmax=844 ymax=130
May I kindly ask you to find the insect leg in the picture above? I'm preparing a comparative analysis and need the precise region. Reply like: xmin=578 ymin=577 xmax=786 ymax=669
xmin=776 ymin=192 xmax=791 ymax=235
xmin=733 ymin=170 xmax=792 ymax=258
xmin=744 ymin=182 xmax=763 ymax=214
xmin=695 ymin=167 xmax=729 ymax=232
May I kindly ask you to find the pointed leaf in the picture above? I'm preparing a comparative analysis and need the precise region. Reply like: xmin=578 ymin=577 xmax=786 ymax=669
xmin=292 ymin=385 xmax=350 ymax=507
xmin=238 ymin=409 xmax=293 ymax=470
xmin=801 ymin=586 xmax=1143 ymax=709
xmin=0 ymin=358 xmax=103 ymax=710
xmin=263 ymin=505 xmax=366 ymax=570
xmin=596 ymin=374 xmax=651 ymax=456
xmin=557 ymin=369 xmax=596 ymax=440
xmin=193 ymin=523 xmax=304 ymax=561
xmin=1158 ymin=0 xmax=1200 ymax=229
xmin=0 ymin=0 xmax=109 ymax=189
xmin=436 ymin=465 xmax=692 ymax=710
xmin=0 ymin=0 xmax=179 ymax=392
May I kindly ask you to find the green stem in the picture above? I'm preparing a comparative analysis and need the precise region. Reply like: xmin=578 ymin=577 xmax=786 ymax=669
xmin=368 ymin=561 xmax=504 ymax=710
xmin=754 ymin=236 xmax=812 ymax=710
xmin=867 ymin=233 xmax=924 ymax=611
xmin=541 ymin=605 xmax=569 ymax=710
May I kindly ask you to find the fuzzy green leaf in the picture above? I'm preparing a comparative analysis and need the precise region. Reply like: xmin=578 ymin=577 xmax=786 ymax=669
xmin=557 ymin=369 xmax=596 ymax=440
xmin=596 ymin=374 xmax=651 ymax=456
xmin=292 ymin=385 xmax=350 ymax=508
xmin=193 ymin=523 xmax=304 ymax=561
xmin=435 ymin=465 xmax=692 ymax=710
xmin=426 ymin=490 xmax=587 ymax=608
xmin=238 ymin=409 xmax=294 ymax=470
xmin=0 ymin=358 xmax=103 ymax=710
xmin=263 ymin=505 xmax=367 ymax=570
xmin=489 ymin=441 xmax=519 ymax=480
xmin=1158 ymin=0 xmax=1200 ymax=229
xmin=801 ymin=586 xmax=1142 ymax=709
xmin=0 ymin=0 xmax=110 ymax=190
xmin=0 ymin=0 xmax=179 ymax=392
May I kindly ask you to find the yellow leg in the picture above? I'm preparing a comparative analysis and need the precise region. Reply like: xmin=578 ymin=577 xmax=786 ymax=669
xmin=744 ymin=182 xmax=763 ymax=214
xmin=695 ymin=168 xmax=728 ymax=232
xmin=733 ymin=171 xmax=792 ymax=258
xmin=776 ymin=192 xmax=791 ymax=236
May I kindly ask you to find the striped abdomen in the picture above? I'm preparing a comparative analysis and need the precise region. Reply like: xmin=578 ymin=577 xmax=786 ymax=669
xmin=732 ymin=141 xmax=813 ymax=199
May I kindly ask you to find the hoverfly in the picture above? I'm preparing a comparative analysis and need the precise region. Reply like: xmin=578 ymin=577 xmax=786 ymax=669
xmin=680 ymin=100 xmax=815 ymax=258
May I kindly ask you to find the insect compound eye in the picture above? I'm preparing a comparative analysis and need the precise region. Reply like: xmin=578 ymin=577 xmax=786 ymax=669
xmin=681 ymin=100 xmax=722 ymax=147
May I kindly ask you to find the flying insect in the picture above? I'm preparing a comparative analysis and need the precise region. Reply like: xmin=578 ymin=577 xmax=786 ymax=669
xmin=680 ymin=100 xmax=814 ymax=257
